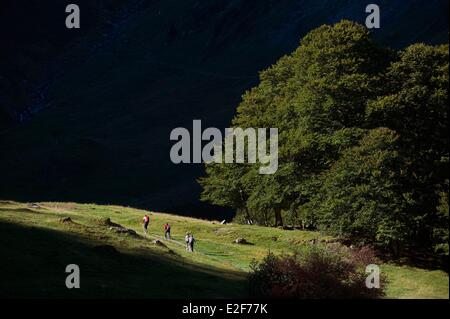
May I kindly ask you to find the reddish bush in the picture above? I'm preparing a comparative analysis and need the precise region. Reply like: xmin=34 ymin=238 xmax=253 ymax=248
xmin=249 ymin=245 xmax=385 ymax=299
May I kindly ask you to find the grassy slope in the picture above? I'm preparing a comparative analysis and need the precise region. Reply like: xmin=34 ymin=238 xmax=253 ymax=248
xmin=0 ymin=201 xmax=448 ymax=299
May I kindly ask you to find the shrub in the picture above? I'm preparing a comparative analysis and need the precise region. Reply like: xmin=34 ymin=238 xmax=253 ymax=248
xmin=249 ymin=245 xmax=385 ymax=299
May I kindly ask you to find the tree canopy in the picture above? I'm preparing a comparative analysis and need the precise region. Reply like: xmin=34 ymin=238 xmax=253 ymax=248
xmin=199 ymin=21 xmax=449 ymax=255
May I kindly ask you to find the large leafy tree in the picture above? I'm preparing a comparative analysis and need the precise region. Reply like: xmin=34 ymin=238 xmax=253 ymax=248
xmin=366 ymin=44 xmax=449 ymax=251
xmin=199 ymin=20 xmax=449 ymax=254
xmin=202 ymin=20 xmax=389 ymax=223
xmin=305 ymin=128 xmax=410 ymax=252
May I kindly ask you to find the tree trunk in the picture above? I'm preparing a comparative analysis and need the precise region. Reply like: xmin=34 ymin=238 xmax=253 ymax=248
xmin=244 ymin=207 xmax=252 ymax=225
xmin=274 ymin=208 xmax=283 ymax=227
xmin=391 ymin=240 xmax=402 ymax=258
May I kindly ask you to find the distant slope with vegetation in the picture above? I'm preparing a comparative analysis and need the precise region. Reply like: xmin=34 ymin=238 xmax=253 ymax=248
xmin=0 ymin=0 xmax=448 ymax=218
xmin=0 ymin=201 xmax=448 ymax=298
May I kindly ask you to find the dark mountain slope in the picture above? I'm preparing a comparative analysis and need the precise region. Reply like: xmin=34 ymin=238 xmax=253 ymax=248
xmin=0 ymin=0 xmax=448 ymax=219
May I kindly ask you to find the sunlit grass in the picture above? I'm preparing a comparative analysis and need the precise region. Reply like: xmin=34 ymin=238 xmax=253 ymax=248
xmin=0 ymin=200 xmax=448 ymax=299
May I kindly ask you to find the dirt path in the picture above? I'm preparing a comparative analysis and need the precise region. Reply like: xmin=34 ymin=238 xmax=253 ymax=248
xmin=143 ymin=231 xmax=243 ymax=270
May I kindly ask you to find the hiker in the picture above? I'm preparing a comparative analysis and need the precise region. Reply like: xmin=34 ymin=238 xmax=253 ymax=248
xmin=142 ymin=214 xmax=150 ymax=235
xmin=188 ymin=233 xmax=195 ymax=252
xmin=185 ymin=233 xmax=190 ymax=251
xmin=164 ymin=223 xmax=171 ymax=240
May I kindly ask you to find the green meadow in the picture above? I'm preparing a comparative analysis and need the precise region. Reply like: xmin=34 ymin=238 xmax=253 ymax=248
xmin=0 ymin=201 xmax=448 ymax=299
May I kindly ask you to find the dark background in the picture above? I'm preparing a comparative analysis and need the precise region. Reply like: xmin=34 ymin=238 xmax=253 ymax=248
xmin=0 ymin=0 xmax=448 ymax=219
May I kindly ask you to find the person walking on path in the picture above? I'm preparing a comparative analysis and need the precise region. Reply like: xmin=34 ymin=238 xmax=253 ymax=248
xmin=142 ymin=214 xmax=150 ymax=235
xmin=164 ymin=223 xmax=171 ymax=240
xmin=188 ymin=233 xmax=195 ymax=252
xmin=185 ymin=233 xmax=190 ymax=251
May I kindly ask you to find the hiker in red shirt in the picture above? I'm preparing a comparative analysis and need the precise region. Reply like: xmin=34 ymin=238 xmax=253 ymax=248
xmin=142 ymin=214 xmax=150 ymax=235
xmin=164 ymin=223 xmax=171 ymax=240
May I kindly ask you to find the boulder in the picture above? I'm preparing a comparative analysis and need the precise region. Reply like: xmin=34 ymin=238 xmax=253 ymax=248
xmin=109 ymin=226 xmax=139 ymax=237
xmin=59 ymin=217 xmax=73 ymax=224
xmin=323 ymin=239 xmax=340 ymax=244
xmin=234 ymin=238 xmax=248 ymax=245
xmin=100 ymin=218 xmax=122 ymax=228
xmin=153 ymin=239 xmax=168 ymax=248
